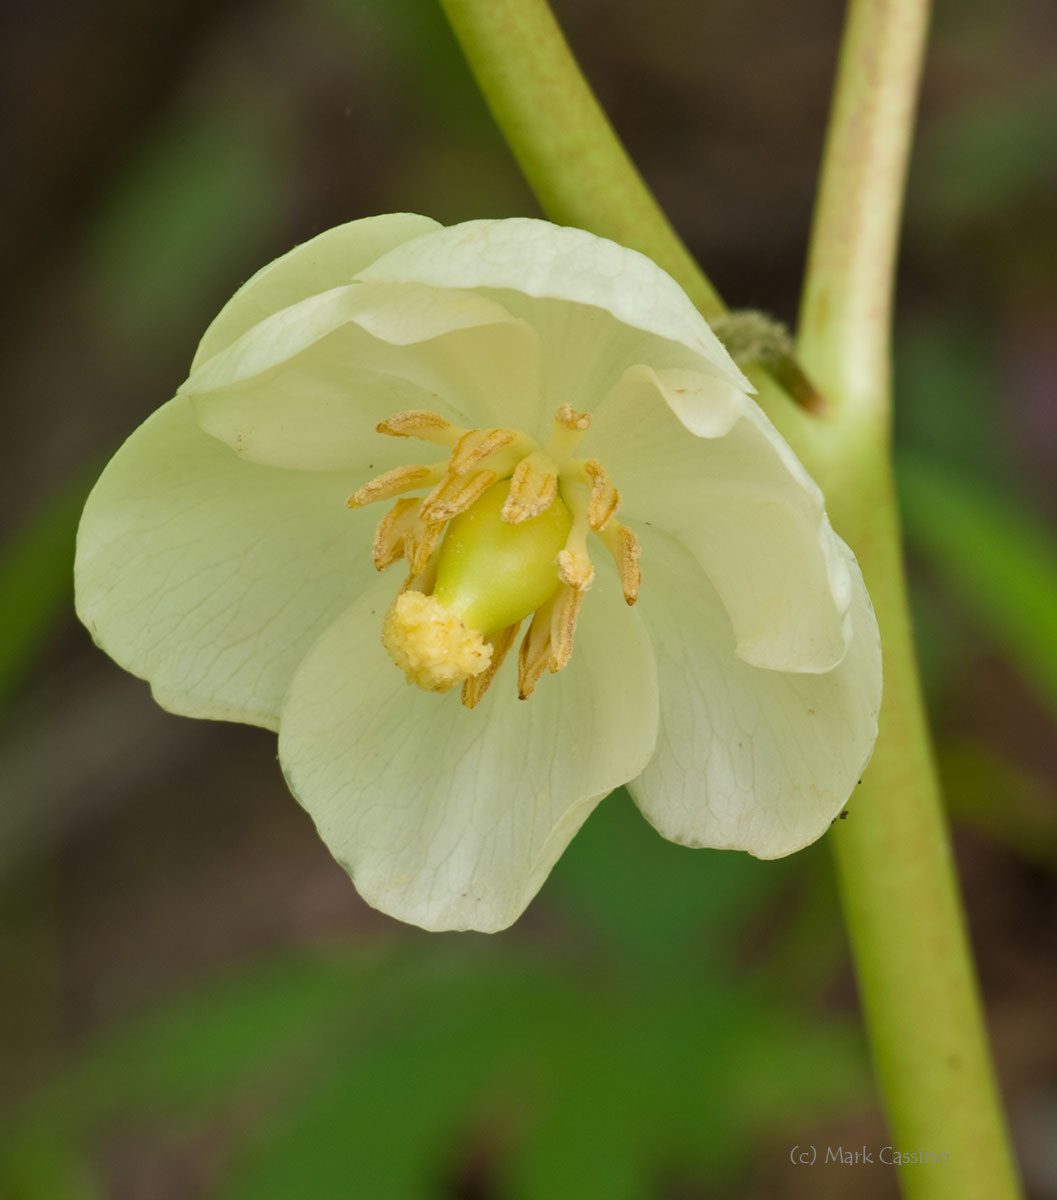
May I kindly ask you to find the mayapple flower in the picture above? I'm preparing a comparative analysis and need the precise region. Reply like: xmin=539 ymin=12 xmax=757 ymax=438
xmin=75 ymin=213 xmax=881 ymax=932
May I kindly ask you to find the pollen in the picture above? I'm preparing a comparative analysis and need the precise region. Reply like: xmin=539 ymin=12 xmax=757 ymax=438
xmin=353 ymin=405 xmax=642 ymax=704
xmin=382 ymin=591 xmax=492 ymax=693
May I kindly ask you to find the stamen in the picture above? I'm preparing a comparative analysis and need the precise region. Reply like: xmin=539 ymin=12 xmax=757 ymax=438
xmin=583 ymin=459 xmax=620 ymax=530
xmin=450 ymin=427 xmax=524 ymax=475
xmin=517 ymin=601 xmax=552 ymax=700
xmin=407 ymin=519 xmax=446 ymax=576
xmin=554 ymin=403 xmax=591 ymax=432
xmin=556 ymin=547 xmax=594 ymax=590
xmin=347 ymin=463 xmax=444 ymax=509
xmin=599 ymin=521 xmax=641 ymax=605
xmin=517 ymin=582 xmax=584 ymax=699
xmin=376 ymin=409 xmax=465 ymax=445
xmin=372 ymin=497 xmax=419 ymax=570
xmin=502 ymin=451 xmax=559 ymax=524
xmin=549 ymin=404 xmax=592 ymax=462
xmin=547 ymin=582 xmax=584 ymax=673
xmin=420 ymin=467 xmax=499 ymax=524
xmin=372 ymin=499 xmax=446 ymax=575
xmin=555 ymin=487 xmax=595 ymax=590
xmin=461 ymin=620 xmax=522 ymax=709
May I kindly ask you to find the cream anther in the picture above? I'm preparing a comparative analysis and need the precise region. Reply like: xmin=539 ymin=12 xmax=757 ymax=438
xmin=347 ymin=463 xmax=442 ymax=509
xmin=450 ymin=427 xmax=523 ymax=474
xmin=599 ymin=521 xmax=641 ymax=605
xmin=376 ymin=410 xmax=465 ymax=445
xmin=583 ymin=459 xmax=620 ymax=530
xmin=503 ymin=451 xmax=560 ymax=524
xmin=420 ymin=467 xmax=499 ymax=524
xmin=548 ymin=404 xmax=592 ymax=463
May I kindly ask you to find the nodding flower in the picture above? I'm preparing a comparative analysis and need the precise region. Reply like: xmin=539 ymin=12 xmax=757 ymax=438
xmin=75 ymin=214 xmax=881 ymax=932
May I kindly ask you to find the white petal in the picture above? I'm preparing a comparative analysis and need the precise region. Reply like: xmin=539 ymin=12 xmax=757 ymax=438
xmin=626 ymin=527 xmax=881 ymax=858
xmin=277 ymin=565 xmax=658 ymax=932
xmin=183 ymin=282 xmax=542 ymax=471
xmin=591 ymin=364 xmax=853 ymax=673
xmin=75 ymin=397 xmax=379 ymax=730
xmin=357 ymin=218 xmax=753 ymax=436
xmin=192 ymin=213 xmax=442 ymax=368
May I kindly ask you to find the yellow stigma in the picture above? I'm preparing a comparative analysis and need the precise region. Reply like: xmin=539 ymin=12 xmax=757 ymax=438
xmin=382 ymin=591 xmax=491 ymax=693
xmin=354 ymin=405 xmax=642 ymax=705
xmin=382 ymin=481 xmax=570 ymax=694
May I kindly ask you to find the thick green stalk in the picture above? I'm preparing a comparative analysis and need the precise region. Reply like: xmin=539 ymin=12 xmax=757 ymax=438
xmin=436 ymin=0 xmax=725 ymax=319
xmin=797 ymin=2 xmax=1021 ymax=1197
xmin=439 ymin=0 xmax=1022 ymax=1195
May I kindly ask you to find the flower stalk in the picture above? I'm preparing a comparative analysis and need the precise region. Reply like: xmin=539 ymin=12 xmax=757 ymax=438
xmin=797 ymin=1 xmax=1022 ymax=1196
xmin=436 ymin=0 xmax=724 ymax=320
xmin=440 ymin=0 xmax=1023 ymax=1196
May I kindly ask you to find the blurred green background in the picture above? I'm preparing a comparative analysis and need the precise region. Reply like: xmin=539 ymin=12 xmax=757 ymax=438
xmin=1 ymin=1 xmax=1055 ymax=1197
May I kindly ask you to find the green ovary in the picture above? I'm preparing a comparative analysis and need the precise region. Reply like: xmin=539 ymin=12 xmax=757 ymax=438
xmin=433 ymin=480 xmax=571 ymax=635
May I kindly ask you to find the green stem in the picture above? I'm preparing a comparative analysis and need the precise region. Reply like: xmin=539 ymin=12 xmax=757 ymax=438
xmin=441 ymin=0 xmax=1022 ymax=1194
xmin=436 ymin=0 xmax=725 ymax=319
xmin=799 ymin=0 xmax=924 ymax=424
xmin=797 ymin=2 xmax=1022 ymax=1197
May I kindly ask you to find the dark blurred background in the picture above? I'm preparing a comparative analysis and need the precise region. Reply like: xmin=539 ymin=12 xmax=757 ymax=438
xmin=1 ymin=1 xmax=1055 ymax=1197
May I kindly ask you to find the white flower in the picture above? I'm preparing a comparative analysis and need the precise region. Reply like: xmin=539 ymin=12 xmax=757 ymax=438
xmin=75 ymin=214 xmax=881 ymax=932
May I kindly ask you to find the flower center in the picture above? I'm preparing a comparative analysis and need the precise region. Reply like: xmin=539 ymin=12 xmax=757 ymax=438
xmin=348 ymin=405 xmax=641 ymax=707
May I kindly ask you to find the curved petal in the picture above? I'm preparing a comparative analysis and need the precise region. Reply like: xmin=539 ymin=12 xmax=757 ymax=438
xmin=590 ymin=364 xmax=854 ymax=673
xmin=277 ymin=565 xmax=658 ymax=932
xmin=182 ymin=282 xmax=542 ymax=472
xmin=357 ymin=218 xmax=753 ymax=435
xmin=75 ymin=397 xmax=381 ymax=730
xmin=626 ymin=526 xmax=881 ymax=858
xmin=192 ymin=213 xmax=442 ymax=369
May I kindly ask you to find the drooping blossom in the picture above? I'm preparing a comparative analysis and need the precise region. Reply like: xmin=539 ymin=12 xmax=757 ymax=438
xmin=75 ymin=214 xmax=881 ymax=931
